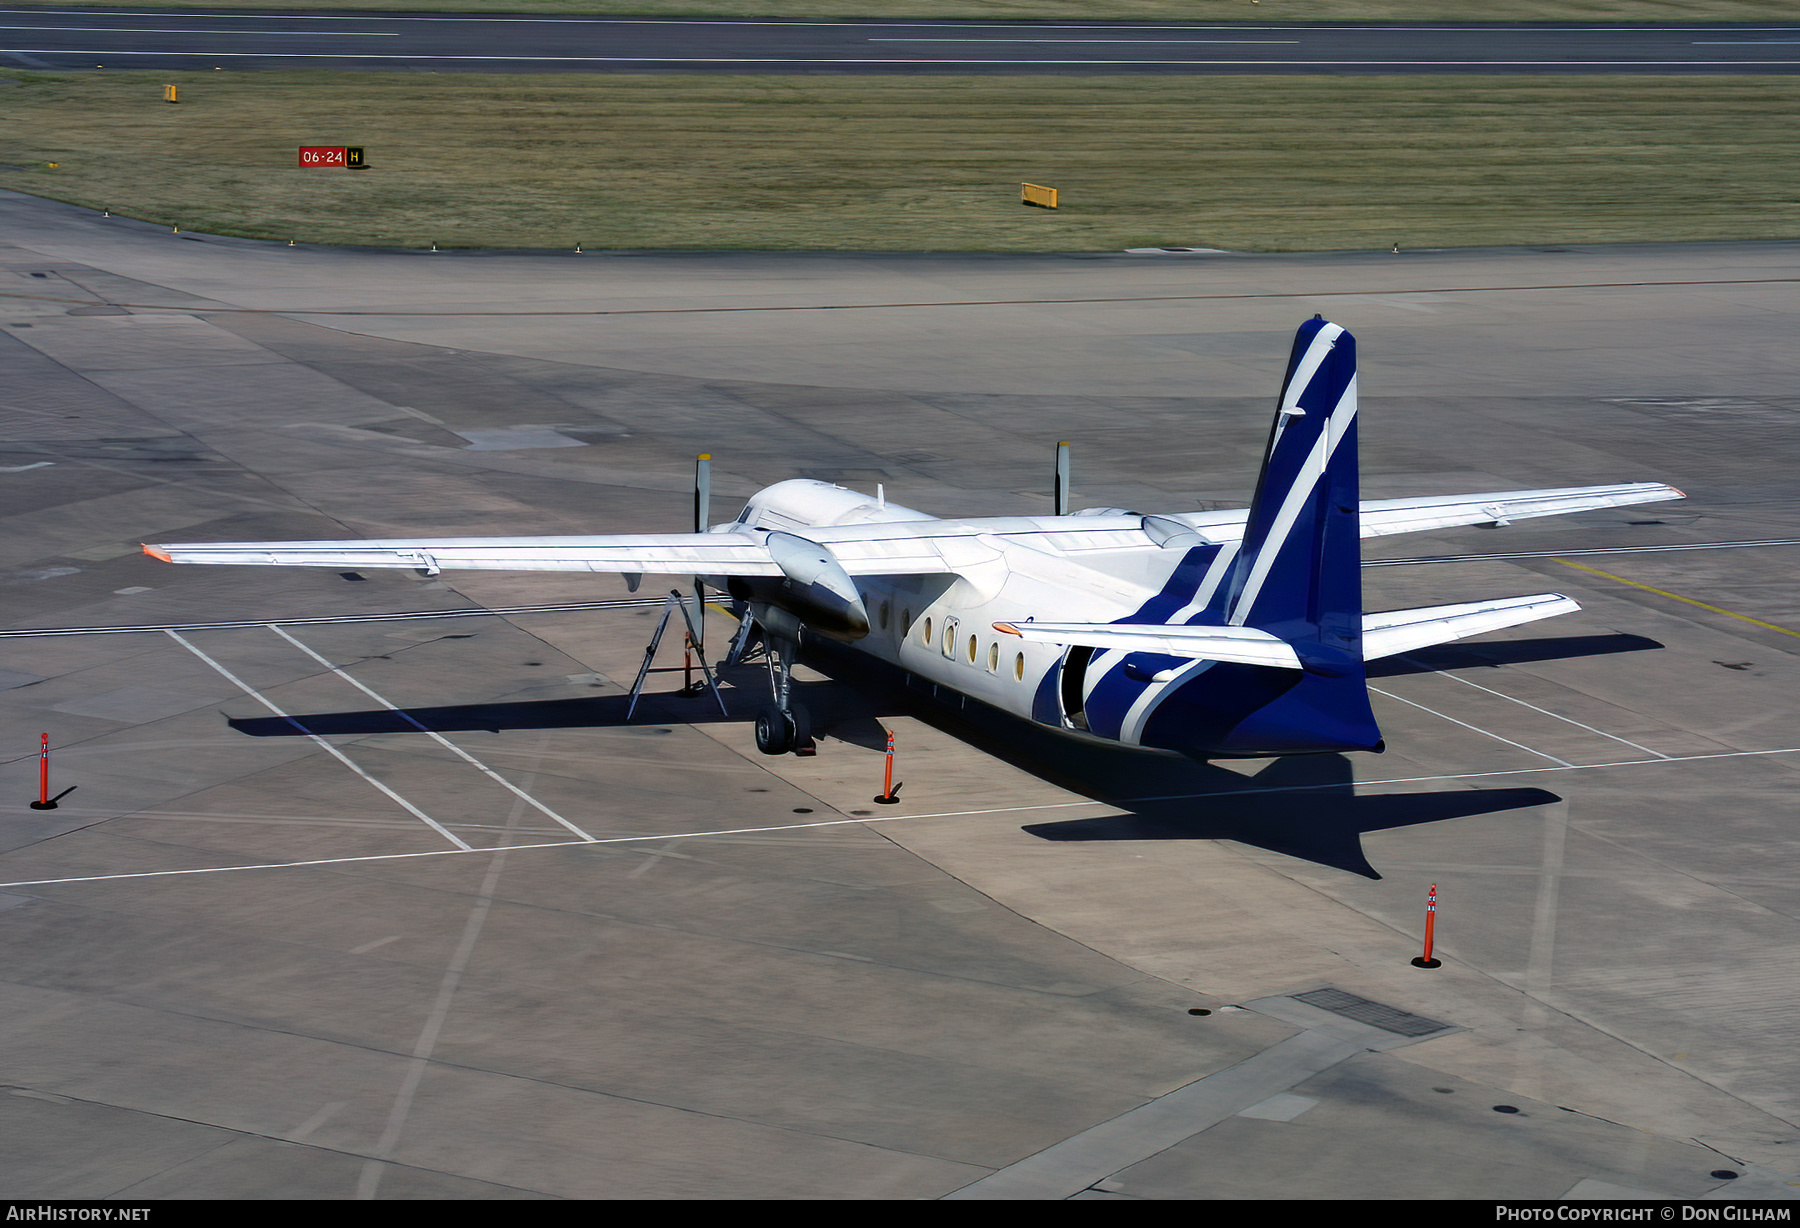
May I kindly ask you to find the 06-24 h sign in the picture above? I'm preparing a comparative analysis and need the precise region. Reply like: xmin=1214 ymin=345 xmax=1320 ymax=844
xmin=297 ymin=146 xmax=364 ymax=169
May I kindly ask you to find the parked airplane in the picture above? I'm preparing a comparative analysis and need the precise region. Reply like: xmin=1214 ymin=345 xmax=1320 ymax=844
xmin=146 ymin=318 xmax=1679 ymax=759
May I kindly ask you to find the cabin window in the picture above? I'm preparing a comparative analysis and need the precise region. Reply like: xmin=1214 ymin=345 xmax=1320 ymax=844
xmin=921 ymin=616 xmax=932 ymax=646
xmin=1014 ymin=652 xmax=1025 ymax=682
xmin=967 ymin=634 xmax=978 ymax=663
xmin=902 ymin=610 xmax=911 ymax=638
xmin=941 ymin=619 xmax=958 ymax=658
xmin=987 ymin=643 xmax=999 ymax=673
xmin=879 ymin=600 xmax=890 ymax=631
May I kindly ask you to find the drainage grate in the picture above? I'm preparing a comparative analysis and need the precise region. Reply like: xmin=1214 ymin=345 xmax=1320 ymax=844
xmin=1291 ymin=988 xmax=1451 ymax=1038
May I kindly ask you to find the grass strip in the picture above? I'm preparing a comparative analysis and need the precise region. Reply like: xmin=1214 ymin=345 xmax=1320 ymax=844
xmin=5 ymin=70 xmax=1798 ymax=252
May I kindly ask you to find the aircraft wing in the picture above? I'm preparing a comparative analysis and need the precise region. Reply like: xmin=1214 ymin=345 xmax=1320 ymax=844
xmin=1000 ymin=478 xmax=1684 ymax=547
xmin=1356 ymin=482 xmax=1682 ymax=538
xmin=145 ymin=533 xmax=787 ymax=576
xmin=144 ymin=482 xmax=1684 ymax=576
xmin=143 ymin=531 xmax=969 ymax=578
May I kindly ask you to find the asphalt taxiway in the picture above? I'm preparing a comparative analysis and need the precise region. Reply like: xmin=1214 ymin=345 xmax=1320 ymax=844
xmin=1 ymin=191 xmax=1798 ymax=1198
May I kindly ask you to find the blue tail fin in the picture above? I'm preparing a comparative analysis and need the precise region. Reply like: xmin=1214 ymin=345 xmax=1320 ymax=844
xmin=1221 ymin=318 xmax=1364 ymax=667
xmin=1163 ymin=317 xmax=1380 ymax=756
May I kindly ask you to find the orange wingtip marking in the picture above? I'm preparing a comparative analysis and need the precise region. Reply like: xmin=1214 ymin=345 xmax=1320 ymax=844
xmin=142 ymin=544 xmax=173 ymax=563
xmin=993 ymin=622 xmax=1022 ymax=635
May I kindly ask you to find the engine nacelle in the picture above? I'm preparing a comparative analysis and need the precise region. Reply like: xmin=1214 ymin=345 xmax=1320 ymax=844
xmin=729 ymin=532 xmax=869 ymax=642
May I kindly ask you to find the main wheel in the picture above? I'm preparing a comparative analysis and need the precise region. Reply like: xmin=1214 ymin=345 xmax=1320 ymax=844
xmin=754 ymin=705 xmax=794 ymax=755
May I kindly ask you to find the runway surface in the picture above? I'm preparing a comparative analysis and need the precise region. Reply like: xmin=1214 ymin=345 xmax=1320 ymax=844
xmin=5 ymin=9 xmax=1800 ymax=73
xmin=2 ymin=192 xmax=1800 ymax=1197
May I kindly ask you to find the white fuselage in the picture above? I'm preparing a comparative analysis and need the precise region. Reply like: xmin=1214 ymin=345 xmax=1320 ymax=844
xmin=720 ymin=479 xmax=1186 ymax=741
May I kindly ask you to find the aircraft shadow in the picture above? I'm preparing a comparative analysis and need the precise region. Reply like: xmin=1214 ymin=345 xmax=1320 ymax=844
xmin=804 ymin=643 xmax=1565 ymax=881
xmin=223 ymin=634 xmax=1631 ymax=878
xmin=861 ymin=677 xmax=1558 ymax=881
xmin=230 ymin=688 xmax=733 ymax=738
xmin=1365 ymin=632 xmax=1662 ymax=678
xmin=224 ymin=662 xmax=877 ymax=739
xmin=1019 ymin=780 xmax=1559 ymax=881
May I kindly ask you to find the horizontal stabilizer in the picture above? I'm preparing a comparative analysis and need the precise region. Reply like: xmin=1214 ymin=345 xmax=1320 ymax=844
xmin=994 ymin=621 xmax=1301 ymax=670
xmin=1361 ymin=593 xmax=1580 ymax=660
xmin=995 ymin=590 xmax=1579 ymax=669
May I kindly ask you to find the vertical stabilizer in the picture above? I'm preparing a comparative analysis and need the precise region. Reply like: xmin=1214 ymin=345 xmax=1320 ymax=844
xmin=1222 ymin=318 xmax=1364 ymax=667
xmin=1149 ymin=318 xmax=1380 ymax=756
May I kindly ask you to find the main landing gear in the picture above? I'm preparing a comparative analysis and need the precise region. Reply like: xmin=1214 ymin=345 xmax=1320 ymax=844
xmin=749 ymin=633 xmax=813 ymax=757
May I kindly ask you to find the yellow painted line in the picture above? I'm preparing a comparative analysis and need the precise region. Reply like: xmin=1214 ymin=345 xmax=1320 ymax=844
xmin=1553 ymin=558 xmax=1800 ymax=641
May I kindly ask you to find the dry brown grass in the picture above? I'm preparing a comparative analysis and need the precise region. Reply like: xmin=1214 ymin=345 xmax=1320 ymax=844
xmin=5 ymin=70 xmax=1798 ymax=252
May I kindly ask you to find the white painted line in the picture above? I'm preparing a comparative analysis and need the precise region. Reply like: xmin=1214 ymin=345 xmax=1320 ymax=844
xmin=5 ymin=746 xmax=1796 ymax=891
xmin=268 ymin=625 xmax=596 ymax=842
xmin=870 ymin=38 xmax=1303 ymax=43
xmin=626 ymin=839 xmax=691 ymax=878
xmin=357 ymin=795 xmax=520 ymax=1200
xmin=1401 ymin=658 xmax=1673 ymax=760
xmin=1125 ymin=746 xmax=1800 ymax=803
xmin=0 ymin=25 xmax=399 ymax=34
xmin=2 ymin=13 xmax=1791 ymax=30
xmin=947 ymin=1028 xmax=1369 ymax=1199
xmin=8 ymin=51 xmax=1797 ymax=66
xmin=0 ymin=808 xmax=1110 ymax=889
xmin=164 ymin=630 xmax=471 ymax=851
xmin=1368 ymin=683 xmax=1575 ymax=767
xmin=286 ymin=1101 xmax=345 ymax=1144
xmin=0 ymin=6 xmax=423 ymax=15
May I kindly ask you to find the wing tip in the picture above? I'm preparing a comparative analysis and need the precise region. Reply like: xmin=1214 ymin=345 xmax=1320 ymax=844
xmin=141 ymin=543 xmax=173 ymax=564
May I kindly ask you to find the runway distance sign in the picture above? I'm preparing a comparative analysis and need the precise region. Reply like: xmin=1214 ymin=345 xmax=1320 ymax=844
xmin=297 ymin=146 xmax=365 ymax=169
